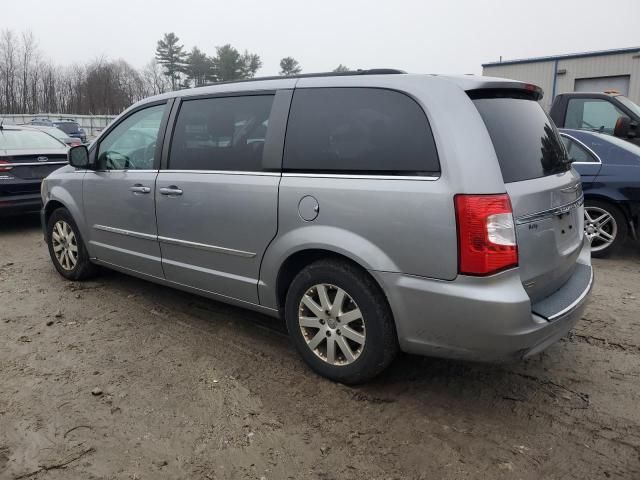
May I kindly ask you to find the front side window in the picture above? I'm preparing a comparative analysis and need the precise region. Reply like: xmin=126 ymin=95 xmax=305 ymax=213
xmin=97 ymin=104 xmax=166 ymax=170
xmin=565 ymin=99 xmax=627 ymax=134
xmin=283 ymin=88 xmax=440 ymax=175
xmin=560 ymin=136 xmax=598 ymax=163
xmin=169 ymin=95 xmax=274 ymax=171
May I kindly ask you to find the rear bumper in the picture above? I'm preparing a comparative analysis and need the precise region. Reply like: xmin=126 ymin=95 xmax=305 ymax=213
xmin=372 ymin=237 xmax=592 ymax=362
xmin=0 ymin=193 xmax=42 ymax=216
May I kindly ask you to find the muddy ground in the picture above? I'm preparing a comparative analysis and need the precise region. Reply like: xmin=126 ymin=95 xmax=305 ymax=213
xmin=1 ymin=214 xmax=639 ymax=480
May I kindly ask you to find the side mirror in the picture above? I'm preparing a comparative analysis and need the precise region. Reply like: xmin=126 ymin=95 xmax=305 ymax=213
xmin=614 ymin=116 xmax=631 ymax=138
xmin=68 ymin=145 xmax=90 ymax=169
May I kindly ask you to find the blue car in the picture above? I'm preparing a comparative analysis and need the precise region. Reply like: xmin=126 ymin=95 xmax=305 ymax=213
xmin=53 ymin=119 xmax=87 ymax=143
xmin=559 ymin=128 xmax=640 ymax=257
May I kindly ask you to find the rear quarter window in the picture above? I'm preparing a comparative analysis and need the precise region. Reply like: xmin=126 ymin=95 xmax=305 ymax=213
xmin=472 ymin=96 xmax=570 ymax=183
xmin=283 ymin=87 xmax=440 ymax=175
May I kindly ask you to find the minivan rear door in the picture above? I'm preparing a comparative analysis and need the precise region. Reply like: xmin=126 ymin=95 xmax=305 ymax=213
xmin=155 ymin=91 xmax=290 ymax=304
xmin=472 ymin=93 xmax=585 ymax=303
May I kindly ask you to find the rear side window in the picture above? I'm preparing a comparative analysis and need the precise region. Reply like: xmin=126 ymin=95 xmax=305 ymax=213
xmin=472 ymin=96 xmax=570 ymax=183
xmin=560 ymin=136 xmax=598 ymax=163
xmin=169 ymin=95 xmax=274 ymax=171
xmin=283 ymin=88 xmax=439 ymax=175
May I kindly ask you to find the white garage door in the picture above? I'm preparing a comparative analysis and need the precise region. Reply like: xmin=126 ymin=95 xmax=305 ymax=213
xmin=574 ymin=75 xmax=630 ymax=95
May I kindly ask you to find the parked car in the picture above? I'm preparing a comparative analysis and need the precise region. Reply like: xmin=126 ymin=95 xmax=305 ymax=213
xmin=53 ymin=119 xmax=87 ymax=143
xmin=41 ymin=72 xmax=592 ymax=383
xmin=27 ymin=125 xmax=82 ymax=147
xmin=0 ymin=124 xmax=69 ymax=216
xmin=29 ymin=118 xmax=55 ymax=127
xmin=550 ymin=92 xmax=640 ymax=146
xmin=559 ymin=128 xmax=640 ymax=257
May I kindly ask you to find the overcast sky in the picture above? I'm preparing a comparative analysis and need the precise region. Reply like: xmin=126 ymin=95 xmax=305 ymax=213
xmin=3 ymin=0 xmax=639 ymax=76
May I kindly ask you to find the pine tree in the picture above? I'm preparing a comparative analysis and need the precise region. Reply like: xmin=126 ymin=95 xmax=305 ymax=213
xmin=155 ymin=32 xmax=187 ymax=90
xmin=185 ymin=47 xmax=215 ymax=87
xmin=279 ymin=57 xmax=302 ymax=76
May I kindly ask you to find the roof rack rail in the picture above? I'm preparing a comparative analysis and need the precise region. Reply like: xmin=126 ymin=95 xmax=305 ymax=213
xmin=202 ymin=68 xmax=407 ymax=87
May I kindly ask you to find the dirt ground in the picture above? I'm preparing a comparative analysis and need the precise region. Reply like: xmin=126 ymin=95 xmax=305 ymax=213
xmin=1 ymin=214 xmax=639 ymax=480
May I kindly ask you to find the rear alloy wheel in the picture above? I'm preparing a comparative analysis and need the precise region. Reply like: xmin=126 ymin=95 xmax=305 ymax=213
xmin=285 ymin=259 xmax=398 ymax=384
xmin=584 ymin=200 xmax=627 ymax=258
xmin=298 ymin=284 xmax=366 ymax=366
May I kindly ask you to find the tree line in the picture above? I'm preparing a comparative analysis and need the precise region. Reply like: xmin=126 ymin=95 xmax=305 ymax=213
xmin=0 ymin=29 xmax=350 ymax=116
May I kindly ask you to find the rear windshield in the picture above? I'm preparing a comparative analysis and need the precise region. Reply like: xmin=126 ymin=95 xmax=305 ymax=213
xmin=54 ymin=122 xmax=78 ymax=134
xmin=0 ymin=129 xmax=66 ymax=150
xmin=472 ymin=96 xmax=570 ymax=183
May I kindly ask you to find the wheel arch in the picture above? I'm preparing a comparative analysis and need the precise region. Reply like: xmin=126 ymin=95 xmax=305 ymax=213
xmin=584 ymin=194 xmax=635 ymax=237
xmin=275 ymin=249 xmax=393 ymax=312
xmin=43 ymin=199 xmax=67 ymax=225
xmin=259 ymin=226 xmax=400 ymax=311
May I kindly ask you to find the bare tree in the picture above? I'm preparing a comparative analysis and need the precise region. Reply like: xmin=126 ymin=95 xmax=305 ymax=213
xmin=0 ymin=29 xmax=19 ymax=113
xmin=142 ymin=58 xmax=170 ymax=96
xmin=20 ymin=31 xmax=37 ymax=112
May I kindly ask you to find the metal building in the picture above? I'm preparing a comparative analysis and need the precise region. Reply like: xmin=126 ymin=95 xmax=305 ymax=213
xmin=482 ymin=46 xmax=640 ymax=110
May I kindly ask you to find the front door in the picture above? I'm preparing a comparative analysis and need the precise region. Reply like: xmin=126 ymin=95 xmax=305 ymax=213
xmin=83 ymin=102 xmax=169 ymax=278
xmin=155 ymin=93 xmax=282 ymax=303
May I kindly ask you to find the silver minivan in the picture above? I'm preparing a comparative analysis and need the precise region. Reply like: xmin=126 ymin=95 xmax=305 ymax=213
xmin=41 ymin=71 xmax=593 ymax=383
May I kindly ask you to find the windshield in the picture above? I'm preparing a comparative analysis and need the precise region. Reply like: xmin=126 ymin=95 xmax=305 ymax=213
xmin=472 ymin=96 xmax=570 ymax=182
xmin=616 ymin=96 xmax=640 ymax=118
xmin=0 ymin=129 xmax=67 ymax=150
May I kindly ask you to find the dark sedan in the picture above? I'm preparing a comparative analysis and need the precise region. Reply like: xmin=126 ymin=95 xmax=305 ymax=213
xmin=0 ymin=124 xmax=69 ymax=216
xmin=53 ymin=119 xmax=87 ymax=143
xmin=560 ymin=128 xmax=640 ymax=257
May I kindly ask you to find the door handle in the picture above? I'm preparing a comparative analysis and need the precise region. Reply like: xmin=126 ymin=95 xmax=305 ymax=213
xmin=130 ymin=184 xmax=151 ymax=194
xmin=159 ymin=186 xmax=183 ymax=196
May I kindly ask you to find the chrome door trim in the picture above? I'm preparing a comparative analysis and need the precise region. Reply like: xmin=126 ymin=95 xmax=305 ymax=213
xmin=559 ymin=133 xmax=602 ymax=165
xmin=158 ymin=235 xmax=256 ymax=258
xmin=515 ymin=195 xmax=584 ymax=225
xmin=9 ymin=161 xmax=68 ymax=167
xmin=282 ymin=173 xmax=440 ymax=181
xmin=92 ymin=225 xmax=255 ymax=258
xmin=160 ymin=170 xmax=280 ymax=176
xmin=93 ymin=224 xmax=157 ymax=241
xmin=91 ymin=169 xmax=159 ymax=173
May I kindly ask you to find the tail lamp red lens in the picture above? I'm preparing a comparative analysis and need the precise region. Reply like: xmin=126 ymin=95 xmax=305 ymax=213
xmin=454 ymin=194 xmax=518 ymax=276
xmin=0 ymin=159 xmax=13 ymax=172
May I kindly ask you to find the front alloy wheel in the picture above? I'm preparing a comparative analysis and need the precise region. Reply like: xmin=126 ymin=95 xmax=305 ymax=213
xmin=51 ymin=220 xmax=79 ymax=271
xmin=46 ymin=207 xmax=98 ymax=280
xmin=298 ymin=284 xmax=366 ymax=366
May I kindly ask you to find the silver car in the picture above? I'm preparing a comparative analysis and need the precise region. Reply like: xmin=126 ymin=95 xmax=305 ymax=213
xmin=41 ymin=71 xmax=592 ymax=383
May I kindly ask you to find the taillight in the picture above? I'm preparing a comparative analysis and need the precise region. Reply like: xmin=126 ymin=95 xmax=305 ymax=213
xmin=0 ymin=159 xmax=13 ymax=172
xmin=454 ymin=194 xmax=518 ymax=276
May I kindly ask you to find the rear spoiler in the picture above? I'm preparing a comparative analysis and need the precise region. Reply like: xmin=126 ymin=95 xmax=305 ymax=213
xmin=466 ymin=82 xmax=544 ymax=101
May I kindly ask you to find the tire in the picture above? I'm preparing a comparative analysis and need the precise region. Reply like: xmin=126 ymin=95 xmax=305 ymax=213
xmin=284 ymin=259 xmax=398 ymax=384
xmin=46 ymin=208 xmax=99 ymax=280
xmin=584 ymin=200 xmax=628 ymax=258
